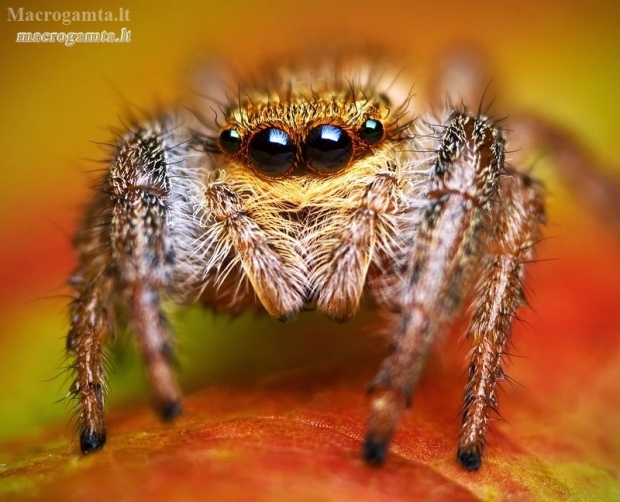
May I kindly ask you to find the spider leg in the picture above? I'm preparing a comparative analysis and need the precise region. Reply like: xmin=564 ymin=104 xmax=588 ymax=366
xmin=68 ymin=123 xmax=182 ymax=453
xmin=427 ymin=46 xmax=494 ymax=114
xmin=67 ymin=203 xmax=114 ymax=453
xmin=458 ymin=171 xmax=545 ymax=470
xmin=429 ymin=47 xmax=620 ymax=235
xmin=110 ymin=125 xmax=183 ymax=419
xmin=364 ymin=112 xmax=505 ymax=465
xmin=509 ymin=113 xmax=620 ymax=235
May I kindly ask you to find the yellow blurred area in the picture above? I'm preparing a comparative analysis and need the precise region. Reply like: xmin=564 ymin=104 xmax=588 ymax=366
xmin=0 ymin=0 xmax=619 ymax=442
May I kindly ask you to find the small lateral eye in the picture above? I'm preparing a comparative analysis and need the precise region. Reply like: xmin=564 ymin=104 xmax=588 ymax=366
xmin=358 ymin=119 xmax=384 ymax=144
xmin=248 ymin=128 xmax=296 ymax=176
xmin=304 ymin=124 xmax=353 ymax=173
xmin=219 ymin=128 xmax=243 ymax=153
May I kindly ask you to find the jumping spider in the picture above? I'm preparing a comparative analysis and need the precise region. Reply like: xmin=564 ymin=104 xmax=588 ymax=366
xmin=67 ymin=52 xmax=619 ymax=470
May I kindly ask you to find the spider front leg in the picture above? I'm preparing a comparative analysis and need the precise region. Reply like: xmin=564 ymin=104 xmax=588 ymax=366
xmin=458 ymin=171 xmax=545 ymax=470
xmin=68 ymin=123 xmax=183 ymax=453
xmin=364 ymin=112 xmax=505 ymax=466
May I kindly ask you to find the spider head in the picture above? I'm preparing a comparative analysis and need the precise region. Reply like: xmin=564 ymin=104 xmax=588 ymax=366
xmin=216 ymin=94 xmax=391 ymax=180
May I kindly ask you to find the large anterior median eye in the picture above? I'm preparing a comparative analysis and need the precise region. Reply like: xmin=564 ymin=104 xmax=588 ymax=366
xmin=304 ymin=124 xmax=353 ymax=173
xmin=248 ymin=128 xmax=296 ymax=176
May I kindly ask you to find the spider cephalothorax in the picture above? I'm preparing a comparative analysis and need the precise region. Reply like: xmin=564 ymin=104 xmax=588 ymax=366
xmin=68 ymin=53 xmax=612 ymax=470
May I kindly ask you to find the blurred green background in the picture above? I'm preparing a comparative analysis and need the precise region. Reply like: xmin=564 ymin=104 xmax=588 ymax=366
xmin=1 ymin=0 xmax=619 ymax=445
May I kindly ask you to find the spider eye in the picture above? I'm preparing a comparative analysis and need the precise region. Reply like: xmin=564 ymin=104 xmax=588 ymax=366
xmin=304 ymin=125 xmax=353 ymax=173
xmin=219 ymin=128 xmax=242 ymax=153
xmin=358 ymin=119 xmax=384 ymax=144
xmin=248 ymin=128 xmax=296 ymax=176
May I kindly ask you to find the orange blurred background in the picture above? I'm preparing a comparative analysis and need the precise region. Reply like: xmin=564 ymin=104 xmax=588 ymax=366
xmin=0 ymin=0 xmax=619 ymax=457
